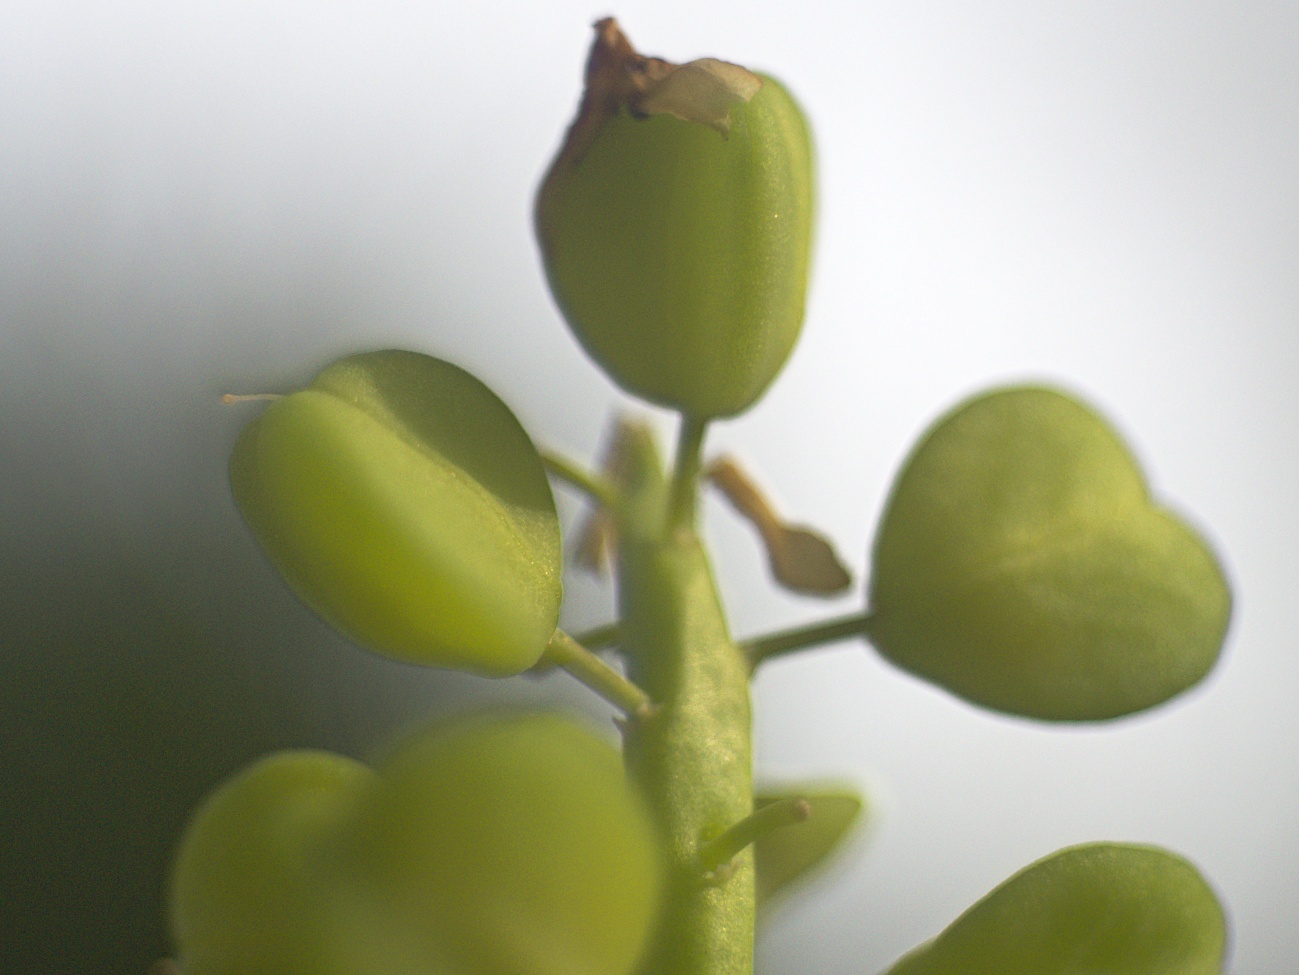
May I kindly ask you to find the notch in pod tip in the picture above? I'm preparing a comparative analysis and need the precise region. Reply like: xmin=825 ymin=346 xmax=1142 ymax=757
xmin=867 ymin=384 xmax=1231 ymax=721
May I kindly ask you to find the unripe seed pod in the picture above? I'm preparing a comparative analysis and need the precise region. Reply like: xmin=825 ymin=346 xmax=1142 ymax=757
xmin=168 ymin=751 xmax=392 ymax=975
xmin=229 ymin=350 xmax=562 ymax=677
xmin=884 ymin=843 xmax=1226 ymax=975
xmin=868 ymin=386 xmax=1231 ymax=721
xmin=536 ymin=19 xmax=814 ymax=419
xmin=351 ymin=713 xmax=665 ymax=975
xmin=168 ymin=715 xmax=665 ymax=975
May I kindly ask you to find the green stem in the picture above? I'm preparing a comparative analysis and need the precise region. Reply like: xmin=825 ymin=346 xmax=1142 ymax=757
xmin=742 ymin=611 xmax=874 ymax=671
xmin=697 ymin=796 xmax=811 ymax=874
xmin=541 ymin=630 xmax=654 ymax=721
xmin=616 ymin=425 xmax=754 ymax=975
xmin=571 ymin=621 xmax=621 ymax=651
xmin=541 ymin=449 xmax=623 ymax=513
xmin=665 ymin=414 xmax=709 ymax=534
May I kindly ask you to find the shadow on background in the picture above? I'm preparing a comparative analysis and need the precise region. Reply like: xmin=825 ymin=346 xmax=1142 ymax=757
xmin=0 ymin=472 xmax=505 ymax=972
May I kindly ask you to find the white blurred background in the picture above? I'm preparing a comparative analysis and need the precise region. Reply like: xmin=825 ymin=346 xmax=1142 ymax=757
xmin=2 ymin=2 xmax=1295 ymax=972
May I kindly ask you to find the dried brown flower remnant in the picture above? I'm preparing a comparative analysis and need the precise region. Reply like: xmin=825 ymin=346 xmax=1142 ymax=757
xmin=556 ymin=18 xmax=763 ymax=167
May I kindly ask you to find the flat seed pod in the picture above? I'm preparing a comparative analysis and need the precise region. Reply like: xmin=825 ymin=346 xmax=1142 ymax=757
xmin=349 ymin=713 xmax=665 ymax=975
xmin=230 ymin=350 xmax=562 ymax=676
xmin=883 ymin=843 xmax=1228 ymax=975
xmin=536 ymin=19 xmax=814 ymax=419
xmin=168 ymin=752 xmax=436 ymax=975
xmin=868 ymin=386 xmax=1230 ymax=720
xmin=168 ymin=715 xmax=664 ymax=975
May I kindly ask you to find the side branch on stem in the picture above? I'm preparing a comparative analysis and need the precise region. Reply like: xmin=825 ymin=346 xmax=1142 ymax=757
xmin=542 ymin=629 xmax=655 ymax=722
xmin=542 ymin=450 xmax=624 ymax=514
xmin=666 ymin=414 xmax=709 ymax=534
xmin=698 ymin=797 xmax=812 ymax=875
xmin=742 ymin=611 xmax=875 ymax=672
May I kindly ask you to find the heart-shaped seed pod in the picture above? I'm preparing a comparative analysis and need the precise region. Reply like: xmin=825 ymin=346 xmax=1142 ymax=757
xmin=883 ymin=843 xmax=1227 ymax=975
xmin=536 ymin=18 xmax=814 ymax=419
xmin=230 ymin=350 xmax=562 ymax=677
xmin=348 ymin=713 xmax=664 ymax=975
xmin=167 ymin=751 xmax=411 ymax=975
xmin=868 ymin=386 xmax=1230 ymax=720
xmin=168 ymin=714 xmax=664 ymax=975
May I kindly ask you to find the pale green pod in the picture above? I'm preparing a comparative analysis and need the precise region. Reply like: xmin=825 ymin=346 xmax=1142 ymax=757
xmin=535 ymin=19 xmax=814 ymax=419
xmin=230 ymin=350 xmax=562 ymax=677
xmin=347 ymin=713 xmax=665 ymax=975
xmin=884 ymin=843 xmax=1227 ymax=975
xmin=868 ymin=386 xmax=1230 ymax=720
xmin=168 ymin=715 xmax=664 ymax=975
xmin=168 ymin=751 xmax=438 ymax=975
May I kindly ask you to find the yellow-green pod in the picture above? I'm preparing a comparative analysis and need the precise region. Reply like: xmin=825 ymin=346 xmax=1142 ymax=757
xmin=230 ymin=350 xmax=562 ymax=677
xmin=884 ymin=843 xmax=1227 ymax=975
xmin=167 ymin=751 xmax=420 ymax=975
xmin=350 ymin=713 xmax=665 ymax=975
xmin=867 ymin=386 xmax=1231 ymax=721
xmin=536 ymin=19 xmax=814 ymax=419
xmin=168 ymin=715 xmax=664 ymax=975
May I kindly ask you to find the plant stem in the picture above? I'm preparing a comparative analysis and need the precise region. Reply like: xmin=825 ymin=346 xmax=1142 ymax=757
xmin=742 ymin=611 xmax=874 ymax=671
xmin=666 ymin=414 xmax=709 ymax=534
xmin=541 ymin=449 xmax=624 ymax=512
xmin=571 ymin=621 xmax=621 ymax=651
xmin=542 ymin=630 xmax=654 ymax=721
xmin=618 ymin=426 xmax=754 ymax=975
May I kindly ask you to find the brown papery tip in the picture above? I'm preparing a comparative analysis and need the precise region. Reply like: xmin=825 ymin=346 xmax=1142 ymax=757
xmin=559 ymin=18 xmax=763 ymax=164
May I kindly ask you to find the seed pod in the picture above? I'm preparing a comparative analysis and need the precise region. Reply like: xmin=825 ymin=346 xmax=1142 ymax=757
xmin=167 ymin=751 xmax=400 ymax=975
xmin=884 ymin=844 xmax=1226 ymax=975
xmin=536 ymin=19 xmax=814 ymax=419
xmin=867 ymin=386 xmax=1231 ymax=721
xmin=169 ymin=714 xmax=665 ymax=975
xmin=229 ymin=350 xmax=562 ymax=677
xmin=352 ymin=713 xmax=665 ymax=975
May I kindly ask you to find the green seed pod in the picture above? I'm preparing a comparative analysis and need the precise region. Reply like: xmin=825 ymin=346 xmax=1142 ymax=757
xmin=230 ymin=350 xmax=562 ymax=677
xmin=350 ymin=713 xmax=665 ymax=975
xmin=868 ymin=386 xmax=1231 ymax=721
xmin=168 ymin=751 xmax=421 ymax=975
xmin=884 ymin=843 xmax=1227 ymax=975
xmin=168 ymin=715 xmax=664 ymax=975
xmin=535 ymin=18 xmax=814 ymax=419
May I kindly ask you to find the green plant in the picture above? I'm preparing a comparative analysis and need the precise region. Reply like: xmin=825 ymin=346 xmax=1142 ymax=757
xmin=166 ymin=18 xmax=1232 ymax=975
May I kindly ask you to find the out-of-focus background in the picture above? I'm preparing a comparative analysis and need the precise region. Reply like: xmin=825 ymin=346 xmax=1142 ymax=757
xmin=2 ymin=2 xmax=1295 ymax=972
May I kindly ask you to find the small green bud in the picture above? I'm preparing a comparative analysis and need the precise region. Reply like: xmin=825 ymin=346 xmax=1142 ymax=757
xmin=884 ymin=843 xmax=1227 ymax=975
xmin=868 ymin=386 xmax=1231 ymax=720
xmin=536 ymin=18 xmax=815 ymax=419
xmin=229 ymin=350 xmax=562 ymax=676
